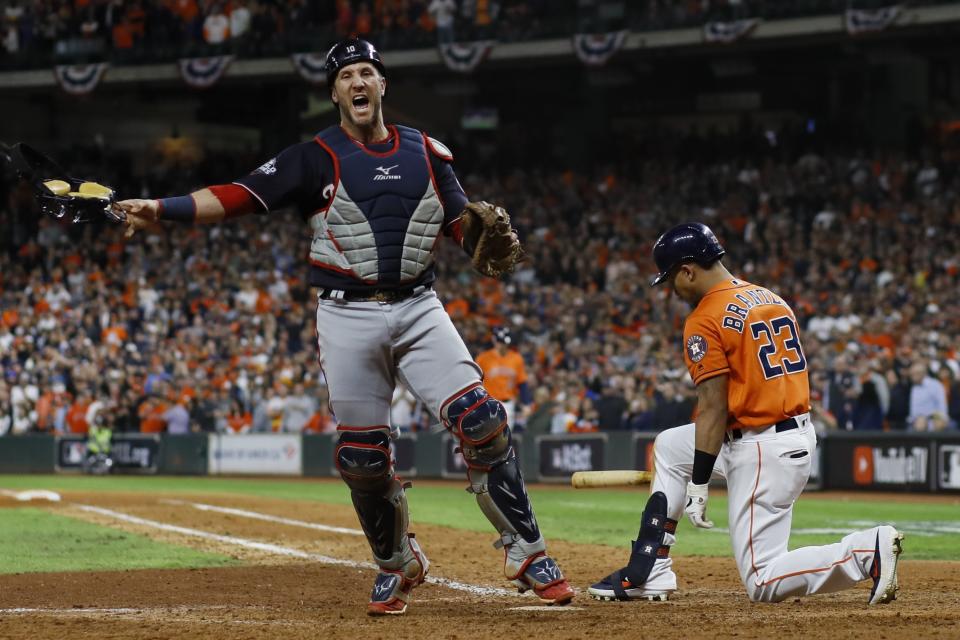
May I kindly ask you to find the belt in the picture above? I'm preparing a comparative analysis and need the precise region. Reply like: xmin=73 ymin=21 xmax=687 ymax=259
xmin=724 ymin=416 xmax=800 ymax=443
xmin=318 ymin=284 xmax=429 ymax=303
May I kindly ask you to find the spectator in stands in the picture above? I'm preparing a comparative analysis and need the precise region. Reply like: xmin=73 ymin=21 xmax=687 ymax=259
xmin=853 ymin=358 xmax=888 ymax=431
xmin=596 ymin=377 xmax=627 ymax=430
xmin=907 ymin=360 xmax=949 ymax=432
xmin=390 ymin=383 xmax=419 ymax=432
xmin=304 ymin=402 xmax=335 ymax=434
xmin=282 ymin=381 xmax=315 ymax=433
xmin=230 ymin=0 xmax=251 ymax=42
xmin=0 ymin=382 xmax=12 ymax=436
xmin=224 ymin=398 xmax=253 ymax=434
xmin=202 ymin=3 xmax=230 ymax=45
xmin=162 ymin=391 xmax=192 ymax=434
xmin=429 ymin=0 xmax=457 ymax=43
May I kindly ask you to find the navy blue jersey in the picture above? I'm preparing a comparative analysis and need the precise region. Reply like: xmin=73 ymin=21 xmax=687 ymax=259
xmin=235 ymin=125 xmax=468 ymax=290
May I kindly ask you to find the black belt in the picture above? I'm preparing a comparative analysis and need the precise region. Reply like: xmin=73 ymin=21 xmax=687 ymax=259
xmin=318 ymin=284 xmax=429 ymax=303
xmin=725 ymin=416 xmax=800 ymax=443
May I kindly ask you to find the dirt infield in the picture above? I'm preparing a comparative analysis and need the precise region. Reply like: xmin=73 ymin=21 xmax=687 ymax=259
xmin=1 ymin=489 xmax=958 ymax=640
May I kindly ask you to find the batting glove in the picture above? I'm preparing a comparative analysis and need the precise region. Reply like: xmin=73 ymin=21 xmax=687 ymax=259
xmin=684 ymin=481 xmax=714 ymax=529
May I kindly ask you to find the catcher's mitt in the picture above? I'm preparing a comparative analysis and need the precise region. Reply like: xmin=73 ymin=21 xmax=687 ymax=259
xmin=0 ymin=142 xmax=125 ymax=224
xmin=459 ymin=201 xmax=523 ymax=278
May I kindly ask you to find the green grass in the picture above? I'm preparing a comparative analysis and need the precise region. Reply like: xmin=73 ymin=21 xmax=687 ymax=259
xmin=2 ymin=475 xmax=958 ymax=561
xmin=0 ymin=507 xmax=239 ymax=574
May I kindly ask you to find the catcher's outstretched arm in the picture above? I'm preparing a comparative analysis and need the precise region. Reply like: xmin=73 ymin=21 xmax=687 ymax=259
xmin=119 ymin=184 xmax=258 ymax=239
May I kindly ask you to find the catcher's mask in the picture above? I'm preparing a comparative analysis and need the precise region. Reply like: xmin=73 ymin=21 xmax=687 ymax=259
xmin=324 ymin=38 xmax=386 ymax=88
xmin=1 ymin=142 xmax=124 ymax=224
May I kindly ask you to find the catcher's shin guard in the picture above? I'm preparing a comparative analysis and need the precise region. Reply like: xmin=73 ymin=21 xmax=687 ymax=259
xmin=367 ymin=534 xmax=430 ymax=616
xmin=336 ymin=427 xmax=429 ymax=614
xmin=441 ymin=386 xmax=574 ymax=605
xmin=589 ymin=491 xmax=677 ymax=601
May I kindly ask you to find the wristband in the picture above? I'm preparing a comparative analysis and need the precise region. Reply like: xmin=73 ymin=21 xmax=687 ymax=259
xmin=157 ymin=195 xmax=196 ymax=223
xmin=691 ymin=449 xmax=718 ymax=485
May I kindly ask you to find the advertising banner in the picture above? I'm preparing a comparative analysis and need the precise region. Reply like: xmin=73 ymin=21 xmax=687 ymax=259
xmin=825 ymin=436 xmax=931 ymax=491
xmin=937 ymin=441 xmax=960 ymax=492
xmin=208 ymin=434 xmax=302 ymax=475
xmin=56 ymin=434 xmax=160 ymax=473
xmin=537 ymin=434 xmax=606 ymax=481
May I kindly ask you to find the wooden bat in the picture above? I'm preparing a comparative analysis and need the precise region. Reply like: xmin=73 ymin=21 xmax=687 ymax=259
xmin=571 ymin=470 xmax=653 ymax=488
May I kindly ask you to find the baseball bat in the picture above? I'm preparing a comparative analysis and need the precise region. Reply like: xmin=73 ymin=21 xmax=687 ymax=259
xmin=570 ymin=470 xmax=653 ymax=489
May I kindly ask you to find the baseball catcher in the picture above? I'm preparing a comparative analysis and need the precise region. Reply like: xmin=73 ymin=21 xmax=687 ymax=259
xmin=1 ymin=142 xmax=124 ymax=224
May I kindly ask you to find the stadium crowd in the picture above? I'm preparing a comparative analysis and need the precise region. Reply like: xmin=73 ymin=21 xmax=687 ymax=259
xmin=2 ymin=0 xmax=938 ymax=69
xmin=0 ymin=127 xmax=958 ymax=438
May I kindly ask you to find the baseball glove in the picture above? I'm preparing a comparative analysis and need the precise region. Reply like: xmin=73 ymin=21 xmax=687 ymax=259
xmin=459 ymin=201 xmax=523 ymax=278
xmin=1 ymin=142 xmax=125 ymax=224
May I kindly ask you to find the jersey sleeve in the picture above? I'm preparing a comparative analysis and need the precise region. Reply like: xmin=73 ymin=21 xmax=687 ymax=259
xmin=234 ymin=141 xmax=330 ymax=212
xmin=428 ymin=154 xmax=468 ymax=229
xmin=683 ymin=313 xmax=730 ymax=385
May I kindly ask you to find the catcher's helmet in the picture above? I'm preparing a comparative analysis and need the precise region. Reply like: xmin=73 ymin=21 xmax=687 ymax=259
xmin=493 ymin=326 xmax=513 ymax=345
xmin=324 ymin=38 xmax=386 ymax=86
xmin=650 ymin=222 xmax=725 ymax=287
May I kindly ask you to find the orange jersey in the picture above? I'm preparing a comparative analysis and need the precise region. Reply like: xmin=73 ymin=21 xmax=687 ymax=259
xmin=683 ymin=278 xmax=810 ymax=430
xmin=475 ymin=348 xmax=528 ymax=402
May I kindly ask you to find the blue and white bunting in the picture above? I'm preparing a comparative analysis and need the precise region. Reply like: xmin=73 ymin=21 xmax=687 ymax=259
xmin=53 ymin=63 xmax=109 ymax=96
xmin=178 ymin=55 xmax=234 ymax=89
xmin=572 ymin=30 xmax=628 ymax=67
xmin=703 ymin=18 xmax=760 ymax=44
xmin=290 ymin=52 xmax=329 ymax=84
xmin=845 ymin=5 xmax=901 ymax=35
xmin=438 ymin=41 xmax=494 ymax=73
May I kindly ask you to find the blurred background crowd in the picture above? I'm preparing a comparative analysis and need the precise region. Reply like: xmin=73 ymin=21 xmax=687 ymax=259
xmin=1 ymin=123 xmax=958 ymax=438
xmin=3 ymin=0 xmax=951 ymax=70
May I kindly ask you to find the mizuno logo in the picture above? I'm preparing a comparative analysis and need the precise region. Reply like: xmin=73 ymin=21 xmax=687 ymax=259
xmin=374 ymin=164 xmax=401 ymax=181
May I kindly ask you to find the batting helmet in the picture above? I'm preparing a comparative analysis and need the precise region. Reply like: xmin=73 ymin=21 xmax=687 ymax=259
xmin=324 ymin=38 xmax=386 ymax=87
xmin=492 ymin=326 xmax=513 ymax=345
xmin=650 ymin=222 xmax=725 ymax=287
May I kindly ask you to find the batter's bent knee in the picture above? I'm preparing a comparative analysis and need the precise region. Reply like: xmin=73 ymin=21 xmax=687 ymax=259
xmin=336 ymin=428 xmax=392 ymax=492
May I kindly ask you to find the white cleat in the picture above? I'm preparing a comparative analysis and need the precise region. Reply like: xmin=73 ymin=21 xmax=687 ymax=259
xmin=868 ymin=525 xmax=904 ymax=605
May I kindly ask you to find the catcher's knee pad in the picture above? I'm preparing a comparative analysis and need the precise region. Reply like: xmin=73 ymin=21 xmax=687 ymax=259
xmin=441 ymin=385 xmax=509 ymax=469
xmin=335 ymin=428 xmax=392 ymax=492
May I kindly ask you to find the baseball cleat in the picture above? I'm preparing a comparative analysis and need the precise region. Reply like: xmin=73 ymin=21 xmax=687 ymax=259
xmin=868 ymin=525 xmax=904 ymax=605
xmin=511 ymin=554 xmax=575 ymax=606
xmin=588 ymin=572 xmax=672 ymax=602
xmin=367 ymin=536 xmax=429 ymax=616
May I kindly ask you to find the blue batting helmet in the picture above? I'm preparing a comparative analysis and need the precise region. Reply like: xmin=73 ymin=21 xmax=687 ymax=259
xmin=324 ymin=38 xmax=386 ymax=86
xmin=650 ymin=222 xmax=725 ymax=287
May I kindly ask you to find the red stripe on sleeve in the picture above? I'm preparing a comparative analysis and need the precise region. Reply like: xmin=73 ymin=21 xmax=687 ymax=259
xmin=208 ymin=184 xmax=259 ymax=220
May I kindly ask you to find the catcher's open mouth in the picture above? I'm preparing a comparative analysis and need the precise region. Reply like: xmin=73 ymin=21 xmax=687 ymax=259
xmin=352 ymin=94 xmax=370 ymax=113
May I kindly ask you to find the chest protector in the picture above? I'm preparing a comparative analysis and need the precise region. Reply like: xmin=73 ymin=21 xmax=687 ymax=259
xmin=310 ymin=125 xmax=444 ymax=286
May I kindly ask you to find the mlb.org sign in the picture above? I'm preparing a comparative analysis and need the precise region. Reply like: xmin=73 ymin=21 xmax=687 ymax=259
xmin=538 ymin=435 xmax=605 ymax=480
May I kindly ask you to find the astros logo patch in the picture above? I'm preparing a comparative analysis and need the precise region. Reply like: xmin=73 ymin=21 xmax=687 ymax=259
xmin=686 ymin=335 xmax=707 ymax=363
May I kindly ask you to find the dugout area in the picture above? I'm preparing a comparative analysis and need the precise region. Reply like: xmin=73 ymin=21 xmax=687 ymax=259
xmin=0 ymin=478 xmax=957 ymax=640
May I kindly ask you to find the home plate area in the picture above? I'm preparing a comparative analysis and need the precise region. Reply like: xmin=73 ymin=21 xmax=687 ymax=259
xmin=0 ymin=492 xmax=956 ymax=640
